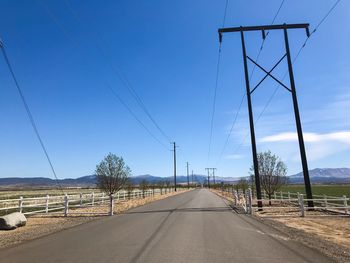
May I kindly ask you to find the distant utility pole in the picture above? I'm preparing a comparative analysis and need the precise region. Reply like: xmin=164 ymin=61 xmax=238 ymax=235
xmin=205 ymin=168 xmax=216 ymax=189
xmin=218 ymin=23 xmax=314 ymax=208
xmin=186 ymin=162 xmax=190 ymax=189
xmin=205 ymin=168 xmax=210 ymax=189
xmin=213 ymin=168 xmax=217 ymax=185
xmin=172 ymin=142 xmax=177 ymax=192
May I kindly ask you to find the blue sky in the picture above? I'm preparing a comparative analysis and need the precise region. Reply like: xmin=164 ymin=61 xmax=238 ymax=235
xmin=0 ymin=0 xmax=349 ymax=179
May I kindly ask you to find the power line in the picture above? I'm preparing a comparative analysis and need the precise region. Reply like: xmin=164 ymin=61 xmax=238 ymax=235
xmin=37 ymin=0 xmax=170 ymax=150
xmin=108 ymin=84 xmax=169 ymax=150
xmin=215 ymin=0 xmax=285 ymax=165
xmin=225 ymin=0 xmax=342 ymax=159
xmin=216 ymin=94 xmax=245 ymax=164
xmin=63 ymin=0 xmax=172 ymax=143
xmin=249 ymin=0 xmax=285 ymax=81
xmin=252 ymin=0 xmax=342 ymax=126
xmin=207 ymin=0 xmax=230 ymax=164
xmin=0 ymin=41 xmax=64 ymax=193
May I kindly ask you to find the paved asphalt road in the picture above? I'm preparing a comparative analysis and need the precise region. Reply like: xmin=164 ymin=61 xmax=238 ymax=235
xmin=0 ymin=189 xmax=332 ymax=263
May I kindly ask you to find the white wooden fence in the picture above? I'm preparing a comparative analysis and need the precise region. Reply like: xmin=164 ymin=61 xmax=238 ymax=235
xmin=0 ymin=188 xmax=174 ymax=217
xmin=229 ymin=188 xmax=349 ymax=217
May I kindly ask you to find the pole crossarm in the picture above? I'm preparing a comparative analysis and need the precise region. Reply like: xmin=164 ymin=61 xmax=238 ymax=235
xmin=247 ymin=55 xmax=292 ymax=93
xmin=218 ymin=23 xmax=310 ymax=42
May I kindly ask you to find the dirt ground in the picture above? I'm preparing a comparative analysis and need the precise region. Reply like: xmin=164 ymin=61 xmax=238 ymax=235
xmin=212 ymin=189 xmax=350 ymax=263
xmin=0 ymin=190 xmax=188 ymax=249
xmin=274 ymin=217 xmax=350 ymax=249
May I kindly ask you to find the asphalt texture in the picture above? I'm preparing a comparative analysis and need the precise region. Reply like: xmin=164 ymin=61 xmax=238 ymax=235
xmin=0 ymin=189 xmax=333 ymax=263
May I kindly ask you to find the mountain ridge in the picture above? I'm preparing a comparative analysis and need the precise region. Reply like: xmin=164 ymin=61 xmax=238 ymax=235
xmin=0 ymin=168 xmax=349 ymax=188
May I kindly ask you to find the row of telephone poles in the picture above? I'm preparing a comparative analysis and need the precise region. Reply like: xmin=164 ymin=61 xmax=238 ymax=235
xmin=172 ymin=142 xmax=194 ymax=190
xmin=205 ymin=168 xmax=217 ymax=189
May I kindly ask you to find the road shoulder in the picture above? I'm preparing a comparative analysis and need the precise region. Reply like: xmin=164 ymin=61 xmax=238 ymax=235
xmin=212 ymin=189 xmax=350 ymax=263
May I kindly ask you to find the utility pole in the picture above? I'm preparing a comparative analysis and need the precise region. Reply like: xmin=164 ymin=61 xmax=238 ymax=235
xmin=205 ymin=168 xmax=210 ymax=189
xmin=191 ymin=170 xmax=194 ymax=186
xmin=205 ymin=168 xmax=216 ymax=189
xmin=172 ymin=142 xmax=177 ymax=192
xmin=219 ymin=23 xmax=314 ymax=208
xmin=186 ymin=162 xmax=190 ymax=189
xmin=212 ymin=168 xmax=217 ymax=185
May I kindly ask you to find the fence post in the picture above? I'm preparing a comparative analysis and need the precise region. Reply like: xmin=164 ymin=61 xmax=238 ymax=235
xmin=324 ymin=194 xmax=328 ymax=209
xmin=64 ymin=194 xmax=69 ymax=217
xmin=45 ymin=195 xmax=49 ymax=213
xmin=109 ymin=195 xmax=114 ymax=216
xmin=248 ymin=188 xmax=253 ymax=214
xmin=232 ymin=190 xmax=236 ymax=206
xmin=123 ymin=191 xmax=126 ymax=201
xmin=288 ymin=192 xmax=291 ymax=203
xmin=298 ymin=193 xmax=305 ymax=217
xmin=19 ymin=196 xmax=23 ymax=213
xmin=280 ymin=191 xmax=283 ymax=202
xmin=343 ymin=195 xmax=348 ymax=215
xmin=274 ymin=192 xmax=277 ymax=200
xmin=92 ymin=192 xmax=95 ymax=206
xmin=102 ymin=193 xmax=105 ymax=204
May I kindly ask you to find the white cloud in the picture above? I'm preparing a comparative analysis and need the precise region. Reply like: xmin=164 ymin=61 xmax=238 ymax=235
xmin=225 ymin=154 xmax=245 ymax=160
xmin=259 ymin=131 xmax=350 ymax=161
xmin=260 ymin=131 xmax=350 ymax=144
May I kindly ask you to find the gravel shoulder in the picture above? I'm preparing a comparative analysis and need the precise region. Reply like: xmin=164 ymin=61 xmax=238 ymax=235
xmin=211 ymin=189 xmax=350 ymax=263
xmin=0 ymin=190 xmax=189 ymax=249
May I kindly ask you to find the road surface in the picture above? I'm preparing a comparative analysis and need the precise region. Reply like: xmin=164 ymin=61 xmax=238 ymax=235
xmin=0 ymin=189 xmax=332 ymax=263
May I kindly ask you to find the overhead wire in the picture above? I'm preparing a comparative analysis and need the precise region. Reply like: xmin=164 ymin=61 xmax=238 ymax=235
xmin=107 ymin=84 xmax=169 ymax=150
xmin=207 ymin=0 xmax=229 ymax=164
xmin=254 ymin=0 xmax=342 ymax=126
xmin=0 ymin=41 xmax=64 ymax=193
xmin=37 ymin=0 xmax=170 ymax=150
xmin=225 ymin=0 xmax=342 ymax=158
xmin=63 ymin=0 xmax=172 ymax=143
xmin=215 ymin=0 xmax=286 ymax=165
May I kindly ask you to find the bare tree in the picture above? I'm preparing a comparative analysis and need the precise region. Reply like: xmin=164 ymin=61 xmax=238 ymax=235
xmin=139 ymin=179 xmax=149 ymax=198
xmin=250 ymin=151 xmax=287 ymax=205
xmin=234 ymin=178 xmax=248 ymax=194
xmin=165 ymin=180 xmax=171 ymax=194
xmin=150 ymin=184 xmax=156 ymax=196
xmin=95 ymin=153 xmax=130 ymax=214
xmin=249 ymin=174 xmax=256 ymax=198
xmin=157 ymin=181 xmax=165 ymax=195
xmin=125 ymin=179 xmax=134 ymax=200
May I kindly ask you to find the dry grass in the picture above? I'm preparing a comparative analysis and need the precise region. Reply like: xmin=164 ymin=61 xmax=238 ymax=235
xmin=273 ymin=217 xmax=350 ymax=249
xmin=211 ymin=189 xmax=350 ymax=250
xmin=0 ymin=190 xmax=188 ymax=249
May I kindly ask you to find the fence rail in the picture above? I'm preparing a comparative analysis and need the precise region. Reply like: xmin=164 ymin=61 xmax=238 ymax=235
xmin=221 ymin=188 xmax=349 ymax=217
xmin=0 ymin=188 xmax=175 ymax=216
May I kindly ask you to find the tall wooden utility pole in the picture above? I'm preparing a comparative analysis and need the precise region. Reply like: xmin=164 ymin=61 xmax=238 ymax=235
xmin=218 ymin=23 xmax=314 ymax=208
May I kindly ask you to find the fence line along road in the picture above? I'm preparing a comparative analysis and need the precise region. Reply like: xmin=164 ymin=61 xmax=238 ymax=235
xmin=0 ymin=188 xmax=177 ymax=217
xmin=220 ymin=187 xmax=349 ymax=217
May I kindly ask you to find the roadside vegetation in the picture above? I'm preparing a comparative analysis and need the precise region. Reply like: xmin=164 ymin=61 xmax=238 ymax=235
xmin=281 ymin=184 xmax=350 ymax=197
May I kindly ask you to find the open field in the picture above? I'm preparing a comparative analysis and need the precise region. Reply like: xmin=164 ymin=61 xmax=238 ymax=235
xmin=281 ymin=184 xmax=350 ymax=197
xmin=0 ymin=188 xmax=101 ymax=199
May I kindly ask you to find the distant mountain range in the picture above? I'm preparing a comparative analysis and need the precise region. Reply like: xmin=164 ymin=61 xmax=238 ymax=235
xmin=288 ymin=168 xmax=350 ymax=184
xmin=0 ymin=168 xmax=349 ymax=188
